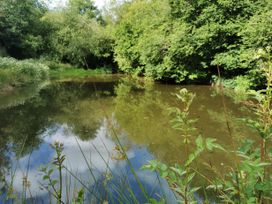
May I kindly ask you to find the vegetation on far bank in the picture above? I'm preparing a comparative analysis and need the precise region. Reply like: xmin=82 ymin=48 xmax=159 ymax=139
xmin=49 ymin=67 xmax=111 ymax=80
xmin=0 ymin=0 xmax=271 ymax=87
xmin=0 ymin=57 xmax=48 ymax=88
xmin=0 ymin=56 xmax=112 ymax=93
xmin=113 ymin=0 xmax=272 ymax=84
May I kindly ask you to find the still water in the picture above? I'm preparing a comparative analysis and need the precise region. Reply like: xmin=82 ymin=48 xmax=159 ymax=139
xmin=0 ymin=76 xmax=255 ymax=203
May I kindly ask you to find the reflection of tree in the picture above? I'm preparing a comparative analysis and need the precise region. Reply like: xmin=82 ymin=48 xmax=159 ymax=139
xmin=113 ymin=77 xmax=185 ymax=164
xmin=55 ymin=98 xmax=113 ymax=141
xmin=0 ymin=82 xmax=48 ymax=110
xmin=0 ymin=80 xmax=116 ymax=162
xmin=0 ymin=79 xmax=117 ymax=196
xmin=48 ymin=81 xmax=116 ymax=141
xmin=0 ymin=129 xmax=10 ymax=193
xmin=0 ymin=78 xmax=258 ymax=196
xmin=113 ymin=80 xmax=257 ymax=171
xmin=0 ymin=96 xmax=50 ymax=157
xmin=207 ymin=109 xmax=257 ymax=145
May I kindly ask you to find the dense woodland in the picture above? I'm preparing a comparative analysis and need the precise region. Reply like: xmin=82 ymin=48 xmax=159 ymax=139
xmin=0 ymin=0 xmax=271 ymax=85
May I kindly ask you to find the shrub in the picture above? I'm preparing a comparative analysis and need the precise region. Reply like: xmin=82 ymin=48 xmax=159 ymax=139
xmin=0 ymin=57 xmax=49 ymax=87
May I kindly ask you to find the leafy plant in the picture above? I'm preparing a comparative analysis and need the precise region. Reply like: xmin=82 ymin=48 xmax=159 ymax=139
xmin=205 ymin=49 xmax=272 ymax=203
xmin=208 ymin=140 xmax=272 ymax=204
xmin=168 ymin=88 xmax=196 ymax=144
xmin=143 ymin=88 xmax=225 ymax=203
xmin=39 ymin=142 xmax=65 ymax=204
xmin=72 ymin=188 xmax=85 ymax=204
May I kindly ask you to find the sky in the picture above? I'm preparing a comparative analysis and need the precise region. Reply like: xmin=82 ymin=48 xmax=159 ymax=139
xmin=94 ymin=0 xmax=108 ymax=9
xmin=43 ymin=0 xmax=108 ymax=10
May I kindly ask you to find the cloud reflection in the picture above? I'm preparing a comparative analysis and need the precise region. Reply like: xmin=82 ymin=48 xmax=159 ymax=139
xmin=5 ymin=117 xmax=175 ymax=203
xmin=8 ymin=119 xmax=115 ymax=198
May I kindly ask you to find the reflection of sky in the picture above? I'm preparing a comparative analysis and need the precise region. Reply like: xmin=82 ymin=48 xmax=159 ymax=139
xmin=1 ymin=118 xmax=177 ymax=203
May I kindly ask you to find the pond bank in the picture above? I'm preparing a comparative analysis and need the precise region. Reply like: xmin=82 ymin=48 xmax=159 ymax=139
xmin=0 ymin=57 xmax=112 ymax=95
xmin=49 ymin=67 xmax=111 ymax=80
xmin=0 ymin=57 xmax=48 ymax=91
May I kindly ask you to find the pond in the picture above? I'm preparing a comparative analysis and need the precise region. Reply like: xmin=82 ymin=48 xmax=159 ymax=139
xmin=0 ymin=76 xmax=256 ymax=203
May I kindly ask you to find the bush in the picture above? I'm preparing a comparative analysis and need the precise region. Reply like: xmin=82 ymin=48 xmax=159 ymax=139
xmin=0 ymin=57 xmax=49 ymax=87
xmin=35 ymin=59 xmax=74 ymax=70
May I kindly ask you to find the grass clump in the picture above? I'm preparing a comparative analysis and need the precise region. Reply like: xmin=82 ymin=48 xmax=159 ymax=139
xmin=49 ymin=67 xmax=111 ymax=80
xmin=0 ymin=57 xmax=49 ymax=88
xmin=36 ymin=59 xmax=112 ymax=80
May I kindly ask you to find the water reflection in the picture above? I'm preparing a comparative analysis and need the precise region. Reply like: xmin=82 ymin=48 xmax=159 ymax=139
xmin=113 ymin=80 xmax=256 ymax=169
xmin=2 ymin=119 xmax=175 ymax=203
xmin=0 ymin=76 xmax=256 ymax=203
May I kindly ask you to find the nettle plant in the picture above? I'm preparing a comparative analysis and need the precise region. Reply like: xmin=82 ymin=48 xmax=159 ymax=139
xmin=142 ymin=89 xmax=225 ymax=204
xmin=247 ymin=48 xmax=272 ymax=159
xmin=39 ymin=142 xmax=66 ymax=204
xmin=208 ymin=48 xmax=272 ymax=203
xmin=39 ymin=142 xmax=86 ymax=204
xmin=143 ymin=54 xmax=272 ymax=204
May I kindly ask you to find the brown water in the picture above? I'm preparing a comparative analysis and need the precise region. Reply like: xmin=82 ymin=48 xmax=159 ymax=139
xmin=0 ymin=76 xmax=256 ymax=203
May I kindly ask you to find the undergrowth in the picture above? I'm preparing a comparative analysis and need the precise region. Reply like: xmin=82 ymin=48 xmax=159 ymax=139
xmin=0 ymin=57 xmax=49 ymax=88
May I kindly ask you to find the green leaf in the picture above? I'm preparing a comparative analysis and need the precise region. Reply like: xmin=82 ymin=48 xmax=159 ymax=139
xmin=42 ymin=175 xmax=50 ymax=180
xmin=51 ymin=180 xmax=58 ymax=186
xmin=195 ymin=136 xmax=204 ymax=148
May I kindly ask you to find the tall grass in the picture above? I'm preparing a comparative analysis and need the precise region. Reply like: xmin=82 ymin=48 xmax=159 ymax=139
xmin=37 ymin=59 xmax=111 ymax=80
xmin=49 ymin=67 xmax=111 ymax=80
xmin=0 ymin=57 xmax=49 ymax=88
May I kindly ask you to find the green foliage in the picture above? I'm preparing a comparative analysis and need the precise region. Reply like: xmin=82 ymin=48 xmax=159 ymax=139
xmin=113 ymin=0 xmax=271 ymax=84
xmin=0 ymin=0 xmax=114 ymax=69
xmin=143 ymin=88 xmax=225 ymax=203
xmin=73 ymin=188 xmax=85 ymax=204
xmin=142 ymin=135 xmax=225 ymax=203
xmin=68 ymin=0 xmax=97 ymax=18
xmin=49 ymin=67 xmax=110 ymax=80
xmin=143 ymin=82 xmax=272 ymax=203
xmin=244 ymin=48 xmax=272 ymax=142
xmin=114 ymin=0 xmax=176 ymax=80
xmin=0 ymin=0 xmax=271 ymax=83
xmin=0 ymin=57 xmax=49 ymax=87
xmin=0 ymin=0 xmax=50 ymax=58
xmin=143 ymin=161 xmax=199 ymax=204
xmin=40 ymin=142 xmax=65 ymax=204
xmin=1 ymin=0 xmax=272 ymax=201
xmin=42 ymin=0 xmax=114 ymax=68
xmin=241 ymin=2 xmax=272 ymax=51
xmin=168 ymin=89 xmax=196 ymax=144
xmin=168 ymin=0 xmax=267 ymax=79
xmin=212 ymin=75 xmax=252 ymax=103
xmin=208 ymin=140 xmax=272 ymax=203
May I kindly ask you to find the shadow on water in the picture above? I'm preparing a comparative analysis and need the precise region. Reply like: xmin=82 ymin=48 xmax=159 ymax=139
xmin=0 ymin=76 xmax=256 ymax=203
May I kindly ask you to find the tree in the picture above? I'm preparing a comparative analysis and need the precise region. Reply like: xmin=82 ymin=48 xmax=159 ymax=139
xmin=0 ymin=0 xmax=50 ymax=58
xmin=42 ymin=0 xmax=114 ymax=68
xmin=114 ymin=0 xmax=172 ymax=79
xmin=113 ymin=0 xmax=269 ymax=83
